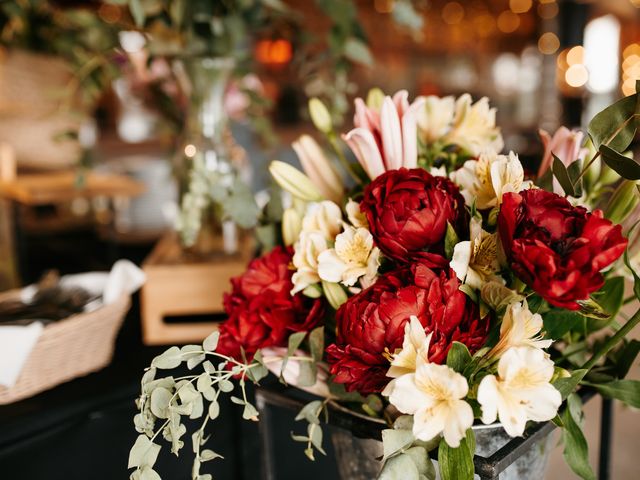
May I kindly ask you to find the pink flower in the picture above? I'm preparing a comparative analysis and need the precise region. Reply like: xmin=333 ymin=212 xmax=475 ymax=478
xmin=538 ymin=127 xmax=589 ymax=179
xmin=343 ymin=90 xmax=424 ymax=180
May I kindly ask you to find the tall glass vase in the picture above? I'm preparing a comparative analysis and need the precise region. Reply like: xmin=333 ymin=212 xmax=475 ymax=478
xmin=174 ymin=56 xmax=240 ymax=257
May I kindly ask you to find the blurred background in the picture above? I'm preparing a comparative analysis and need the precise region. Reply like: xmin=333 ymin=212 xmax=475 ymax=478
xmin=0 ymin=1 xmax=638 ymax=479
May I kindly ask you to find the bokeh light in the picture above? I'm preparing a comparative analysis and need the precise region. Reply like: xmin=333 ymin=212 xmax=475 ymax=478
xmin=497 ymin=11 xmax=520 ymax=33
xmin=538 ymin=32 xmax=560 ymax=55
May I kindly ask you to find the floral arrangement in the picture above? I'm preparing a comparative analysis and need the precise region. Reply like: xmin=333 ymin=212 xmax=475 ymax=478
xmin=129 ymin=84 xmax=640 ymax=480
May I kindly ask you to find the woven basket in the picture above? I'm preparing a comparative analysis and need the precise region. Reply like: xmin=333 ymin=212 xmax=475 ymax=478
xmin=0 ymin=291 xmax=131 ymax=404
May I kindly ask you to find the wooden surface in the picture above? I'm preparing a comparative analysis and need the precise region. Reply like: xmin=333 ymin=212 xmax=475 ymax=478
xmin=0 ymin=171 xmax=145 ymax=205
xmin=140 ymin=231 xmax=254 ymax=345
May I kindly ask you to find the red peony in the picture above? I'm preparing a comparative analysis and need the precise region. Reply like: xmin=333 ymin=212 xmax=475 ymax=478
xmin=360 ymin=168 xmax=467 ymax=267
xmin=326 ymin=262 xmax=489 ymax=393
xmin=218 ymin=246 xmax=324 ymax=359
xmin=498 ymin=189 xmax=627 ymax=310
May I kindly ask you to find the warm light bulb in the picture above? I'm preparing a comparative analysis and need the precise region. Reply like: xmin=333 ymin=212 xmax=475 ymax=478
xmin=565 ymin=64 xmax=589 ymax=87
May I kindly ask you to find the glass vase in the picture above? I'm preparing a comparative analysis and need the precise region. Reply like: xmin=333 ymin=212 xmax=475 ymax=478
xmin=174 ymin=56 xmax=240 ymax=257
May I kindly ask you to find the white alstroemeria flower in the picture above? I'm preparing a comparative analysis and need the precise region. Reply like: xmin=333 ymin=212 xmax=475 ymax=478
xmin=488 ymin=301 xmax=553 ymax=359
xmin=429 ymin=166 xmax=448 ymax=177
xmin=450 ymin=216 xmax=500 ymax=290
xmin=291 ymin=231 xmax=329 ymax=294
xmin=445 ymin=94 xmax=503 ymax=156
xmin=387 ymin=362 xmax=474 ymax=448
xmin=386 ymin=316 xmax=431 ymax=379
xmin=345 ymin=198 xmax=368 ymax=228
xmin=301 ymin=201 xmax=343 ymax=240
xmin=477 ymin=346 xmax=561 ymax=437
xmin=452 ymin=151 xmax=531 ymax=209
xmin=317 ymin=227 xmax=380 ymax=287
xmin=416 ymin=95 xmax=455 ymax=144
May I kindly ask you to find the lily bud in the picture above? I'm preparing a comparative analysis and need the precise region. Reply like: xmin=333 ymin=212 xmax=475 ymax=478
xmin=606 ymin=180 xmax=640 ymax=224
xmin=308 ymin=98 xmax=333 ymax=134
xmin=282 ymin=208 xmax=302 ymax=247
xmin=269 ymin=160 xmax=323 ymax=202
xmin=292 ymin=135 xmax=343 ymax=204
xmin=322 ymin=281 xmax=348 ymax=310
xmin=366 ymin=87 xmax=385 ymax=110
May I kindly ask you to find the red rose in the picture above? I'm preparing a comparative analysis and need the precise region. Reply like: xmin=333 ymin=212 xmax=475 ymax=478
xmin=326 ymin=263 xmax=488 ymax=393
xmin=218 ymin=246 xmax=324 ymax=359
xmin=360 ymin=168 xmax=467 ymax=267
xmin=498 ymin=189 xmax=628 ymax=310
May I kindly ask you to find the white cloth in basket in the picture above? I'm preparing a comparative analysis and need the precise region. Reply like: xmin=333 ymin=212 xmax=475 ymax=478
xmin=0 ymin=260 xmax=145 ymax=388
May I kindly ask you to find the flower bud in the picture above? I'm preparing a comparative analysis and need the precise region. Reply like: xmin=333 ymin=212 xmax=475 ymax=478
xmin=292 ymin=135 xmax=343 ymax=203
xmin=606 ymin=180 xmax=640 ymax=224
xmin=269 ymin=160 xmax=323 ymax=202
xmin=366 ymin=87 xmax=385 ymax=110
xmin=308 ymin=98 xmax=333 ymax=134
xmin=282 ymin=207 xmax=302 ymax=247
xmin=322 ymin=281 xmax=348 ymax=310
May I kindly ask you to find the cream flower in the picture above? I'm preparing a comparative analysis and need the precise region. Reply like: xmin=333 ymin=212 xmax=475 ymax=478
xmin=291 ymin=231 xmax=329 ymax=294
xmin=346 ymin=199 xmax=368 ymax=228
xmin=452 ymin=151 xmax=531 ymax=209
xmin=387 ymin=362 xmax=473 ymax=447
xmin=445 ymin=94 xmax=503 ymax=155
xmin=301 ymin=201 xmax=342 ymax=240
xmin=416 ymin=95 xmax=455 ymax=144
xmin=488 ymin=301 xmax=552 ymax=359
xmin=477 ymin=346 xmax=561 ymax=437
xmin=317 ymin=227 xmax=380 ymax=287
xmin=292 ymin=135 xmax=343 ymax=204
xmin=386 ymin=316 xmax=431 ymax=379
xmin=450 ymin=216 xmax=500 ymax=290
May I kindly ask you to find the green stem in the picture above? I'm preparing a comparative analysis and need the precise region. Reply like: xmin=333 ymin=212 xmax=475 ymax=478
xmin=581 ymin=308 xmax=640 ymax=371
xmin=623 ymin=295 xmax=637 ymax=306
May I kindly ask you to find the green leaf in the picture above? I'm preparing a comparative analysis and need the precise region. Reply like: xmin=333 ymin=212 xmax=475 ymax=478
xmin=577 ymin=297 xmax=611 ymax=321
xmin=444 ymin=222 xmax=459 ymax=259
xmin=567 ymin=159 xmax=584 ymax=197
xmin=129 ymin=0 xmax=146 ymax=26
xmin=224 ymin=180 xmax=260 ymax=228
xmin=343 ymin=37 xmax=373 ymax=66
xmin=624 ymin=246 xmax=640 ymax=301
xmin=446 ymin=342 xmax=472 ymax=374
xmin=295 ymin=400 xmax=323 ymax=425
xmin=203 ymin=331 xmax=220 ymax=351
xmin=561 ymin=394 xmax=596 ymax=480
xmin=438 ymin=429 xmax=475 ymax=480
xmin=196 ymin=373 xmax=212 ymax=392
xmin=128 ymin=435 xmax=161 ymax=469
xmin=590 ymin=380 xmax=640 ymax=408
xmin=208 ymin=401 xmax=220 ymax=420
xmin=379 ymin=452 xmax=420 ymax=480
xmin=307 ymin=423 xmax=325 ymax=453
xmin=139 ymin=467 xmax=161 ymax=480
xmin=553 ymin=369 xmax=587 ymax=400
xmin=588 ymin=93 xmax=638 ymax=152
xmin=599 ymin=145 xmax=640 ymax=180
xmin=287 ymin=331 xmax=307 ymax=357
xmin=242 ymin=402 xmax=259 ymax=420
xmin=246 ymin=350 xmax=269 ymax=383
xmin=403 ymin=446 xmax=436 ymax=480
xmin=592 ymin=276 xmax=625 ymax=317
xmin=151 ymin=346 xmax=183 ymax=369
xmin=543 ymin=309 xmax=584 ymax=340
xmin=219 ymin=380 xmax=234 ymax=393
xmin=611 ymin=340 xmax=640 ymax=378
xmin=552 ymin=154 xmax=577 ymax=197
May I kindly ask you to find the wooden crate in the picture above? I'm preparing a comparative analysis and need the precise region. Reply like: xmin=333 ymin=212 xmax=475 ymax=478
xmin=140 ymin=231 xmax=254 ymax=345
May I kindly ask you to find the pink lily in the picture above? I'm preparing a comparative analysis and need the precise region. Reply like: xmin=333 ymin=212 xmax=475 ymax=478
xmin=538 ymin=127 xmax=589 ymax=178
xmin=343 ymin=90 xmax=424 ymax=180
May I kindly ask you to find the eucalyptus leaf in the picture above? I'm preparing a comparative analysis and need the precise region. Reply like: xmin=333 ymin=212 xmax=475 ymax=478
xmin=200 ymin=449 xmax=223 ymax=462
xmin=242 ymin=402 xmax=259 ymax=420
xmin=381 ymin=428 xmax=415 ymax=461
xmin=343 ymin=37 xmax=373 ymax=66
xmin=307 ymin=423 xmax=325 ymax=453
xmin=552 ymin=154 xmax=577 ymax=197
xmin=295 ymin=400 xmax=323 ymax=425
xmin=151 ymin=346 xmax=183 ymax=370
xmin=150 ymin=387 xmax=173 ymax=419
xmin=128 ymin=435 xmax=161 ymax=469
xmin=219 ymin=380 xmax=234 ymax=393
xmin=197 ymin=373 xmax=212 ymax=393
xmin=139 ymin=467 xmax=161 ymax=480
xmin=379 ymin=452 xmax=420 ymax=480
xmin=588 ymin=93 xmax=638 ymax=152
xmin=203 ymin=331 xmax=220 ymax=351
xmin=309 ymin=327 xmax=325 ymax=362
xmin=404 ymin=446 xmax=436 ymax=480
xmin=208 ymin=401 xmax=220 ymax=420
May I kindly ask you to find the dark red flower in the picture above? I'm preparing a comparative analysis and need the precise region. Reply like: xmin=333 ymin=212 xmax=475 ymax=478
xmin=498 ymin=189 xmax=628 ymax=310
xmin=360 ymin=168 xmax=467 ymax=267
xmin=218 ymin=246 xmax=324 ymax=359
xmin=326 ymin=263 xmax=488 ymax=393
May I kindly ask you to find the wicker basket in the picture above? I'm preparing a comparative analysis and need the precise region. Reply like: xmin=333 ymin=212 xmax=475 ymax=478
xmin=0 ymin=291 xmax=131 ymax=404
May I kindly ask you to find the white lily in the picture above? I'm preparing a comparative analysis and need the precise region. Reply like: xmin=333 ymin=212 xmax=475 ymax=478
xmin=386 ymin=316 xmax=431 ymax=379
xmin=450 ymin=216 xmax=500 ymax=290
xmin=346 ymin=198 xmax=368 ymax=228
xmin=291 ymin=231 xmax=329 ymax=294
xmin=452 ymin=151 xmax=531 ymax=209
xmin=317 ymin=226 xmax=380 ymax=287
xmin=477 ymin=346 xmax=561 ymax=437
xmin=387 ymin=361 xmax=474 ymax=448
xmin=488 ymin=301 xmax=553 ymax=359
xmin=445 ymin=94 xmax=503 ymax=156
xmin=301 ymin=201 xmax=343 ymax=241
xmin=416 ymin=95 xmax=455 ymax=144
